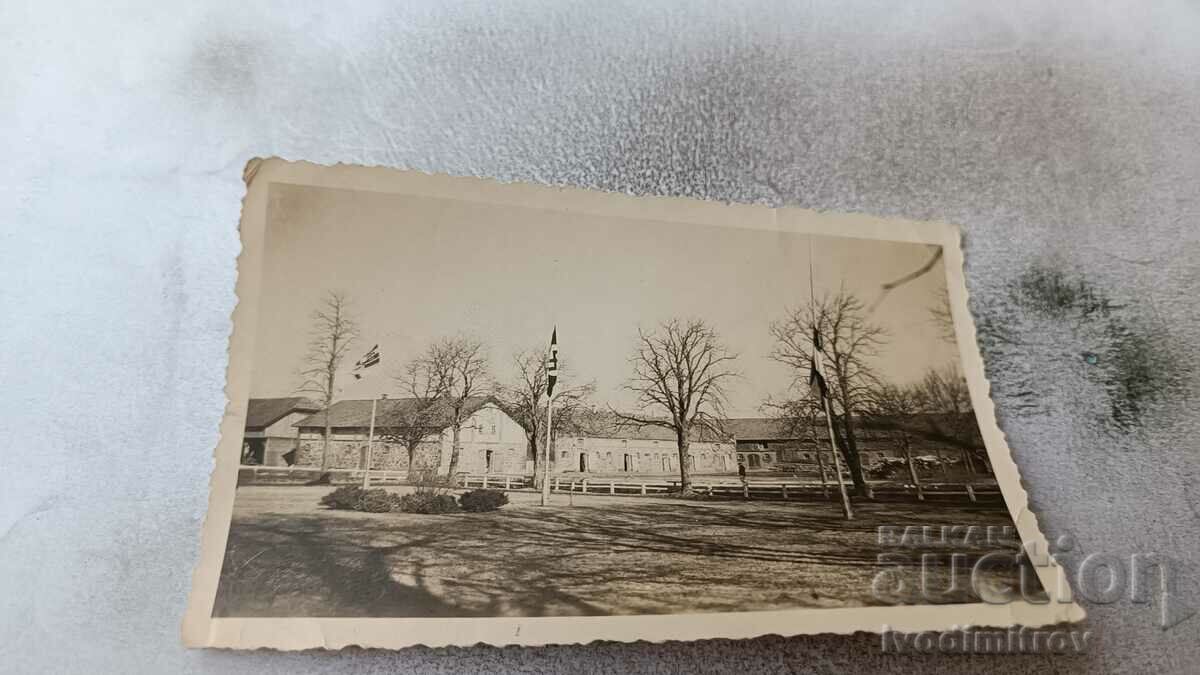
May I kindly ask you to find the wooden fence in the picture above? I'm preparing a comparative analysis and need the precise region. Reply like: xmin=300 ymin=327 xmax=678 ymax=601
xmin=236 ymin=465 xmax=409 ymax=486
xmin=461 ymin=473 xmax=999 ymax=504
xmin=237 ymin=465 xmax=998 ymax=504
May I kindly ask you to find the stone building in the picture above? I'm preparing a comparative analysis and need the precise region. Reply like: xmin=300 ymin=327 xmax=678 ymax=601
xmin=284 ymin=398 xmax=737 ymax=478
xmin=292 ymin=396 xmax=528 ymax=475
xmin=725 ymin=414 xmax=990 ymax=474
xmin=554 ymin=413 xmax=737 ymax=477
xmin=241 ymin=397 xmax=320 ymax=466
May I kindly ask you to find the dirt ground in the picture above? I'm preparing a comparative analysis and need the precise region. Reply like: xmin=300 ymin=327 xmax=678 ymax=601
xmin=212 ymin=485 xmax=1038 ymax=618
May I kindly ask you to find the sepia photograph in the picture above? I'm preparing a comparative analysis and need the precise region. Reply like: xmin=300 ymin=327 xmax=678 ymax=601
xmin=184 ymin=160 xmax=1079 ymax=649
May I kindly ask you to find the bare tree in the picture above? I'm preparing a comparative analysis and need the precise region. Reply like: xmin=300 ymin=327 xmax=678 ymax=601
xmin=930 ymin=286 xmax=956 ymax=343
xmin=497 ymin=347 xmax=595 ymax=488
xmin=377 ymin=359 xmax=452 ymax=479
xmin=760 ymin=393 xmax=829 ymax=477
xmin=770 ymin=289 xmax=887 ymax=497
xmin=297 ymin=291 xmax=359 ymax=472
xmin=614 ymin=319 xmax=739 ymax=494
xmin=912 ymin=363 xmax=986 ymax=474
xmin=405 ymin=336 xmax=492 ymax=479
xmin=761 ymin=393 xmax=821 ymax=441
xmin=914 ymin=363 xmax=972 ymax=414
xmin=865 ymin=382 xmax=925 ymax=499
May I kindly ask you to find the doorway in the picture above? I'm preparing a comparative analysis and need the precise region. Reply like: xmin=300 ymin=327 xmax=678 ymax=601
xmin=241 ymin=439 xmax=265 ymax=465
xmin=579 ymin=453 xmax=588 ymax=472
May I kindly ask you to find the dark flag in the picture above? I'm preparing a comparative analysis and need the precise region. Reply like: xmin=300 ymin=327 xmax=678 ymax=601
xmin=546 ymin=328 xmax=558 ymax=397
xmin=808 ymin=328 xmax=830 ymax=400
xmin=353 ymin=344 xmax=380 ymax=380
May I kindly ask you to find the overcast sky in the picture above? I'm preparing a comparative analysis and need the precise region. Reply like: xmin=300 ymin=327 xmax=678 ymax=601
xmin=249 ymin=183 xmax=961 ymax=417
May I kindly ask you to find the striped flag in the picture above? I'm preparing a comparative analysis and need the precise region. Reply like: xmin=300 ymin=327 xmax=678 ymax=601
xmin=546 ymin=328 xmax=558 ymax=397
xmin=808 ymin=328 xmax=830 ymax=400
xmin=352 ymin=344 xmax=380 ymax=380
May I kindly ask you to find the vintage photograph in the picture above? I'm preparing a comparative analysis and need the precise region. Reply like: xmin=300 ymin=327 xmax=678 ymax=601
xmin=184 ymin=161 xmax=1080 ymax=649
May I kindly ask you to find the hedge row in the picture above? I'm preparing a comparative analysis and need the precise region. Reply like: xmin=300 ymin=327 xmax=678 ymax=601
xmin=320 ymin=487 xmax=509 ymax=514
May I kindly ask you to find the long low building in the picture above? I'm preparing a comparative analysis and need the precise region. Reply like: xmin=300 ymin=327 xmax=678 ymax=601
xmin=275 ymin=397 xmax=737 ymax=478
xmin=293 ymin=396 xmax=528 ymax=476
xmin=241 ymin=397 xmax=984 ymax=479
xmin=724 ymin=415 xmax=992 ymax=475
xmin=556 ymin=411 xmax=736 ymax=476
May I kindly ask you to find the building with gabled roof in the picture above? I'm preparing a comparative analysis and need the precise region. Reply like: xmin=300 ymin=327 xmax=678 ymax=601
xmin=292 ymin=396 xmax=528 ymax=475
xmin=553 ymin=410 xmax=736 ymax=476
xmin=277 ymin=399 xmax=737 ymax=478
xmin=725 ymin=413 xmax=989 ymax=474
xmin=241 ymin=397 xmax=321 ymax=466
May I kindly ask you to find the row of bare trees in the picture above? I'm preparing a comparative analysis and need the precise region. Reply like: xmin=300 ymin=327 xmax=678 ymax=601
xmin=296 ymin=291 xmax=595 ymax=482
xmin=295 ymin=286 xmax=974 ymax=495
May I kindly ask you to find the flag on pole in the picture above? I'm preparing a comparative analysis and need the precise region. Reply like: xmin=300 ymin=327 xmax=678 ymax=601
xmin=808 ymin=328 xmax=830 ymax=400
xmin=546 ymin=328 xmax=558 ymax=397
xmin=353 ymin=344 xmax=381 ymax=380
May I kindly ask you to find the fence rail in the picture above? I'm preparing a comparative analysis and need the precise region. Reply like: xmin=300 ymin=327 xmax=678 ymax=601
xmin=237 ymin=465 xmax=998 ymax=503
xmin=465 ymin=473 xmax=999 ymax=504
xmin=236 ymin=465 xmax=409 ymax=486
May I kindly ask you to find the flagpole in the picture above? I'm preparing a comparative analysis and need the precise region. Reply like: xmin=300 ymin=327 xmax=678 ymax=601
xmin=823 ymin=397 xmax=853 ymax=520
xmin=540 ymin=327 xmax=557 ymax=507
xmin=362 ymin=396 xmax=378 ymax=489
xmin=541 ymin=392 xmax=553 ymax=506
xmin=807 ymin=238 xmax=851 ymax=520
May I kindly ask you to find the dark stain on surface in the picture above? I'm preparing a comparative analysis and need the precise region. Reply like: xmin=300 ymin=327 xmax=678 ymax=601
xmin=1012 ymin=266 xmax=1119 ymax=319
xmin=979 ymin=264 xmax=1186 ymax=431
xmin=183 ymin=32 xmax=264 ymax=104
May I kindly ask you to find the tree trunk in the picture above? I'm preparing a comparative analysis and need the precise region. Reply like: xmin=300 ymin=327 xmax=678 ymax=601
xmin=676 ymin=426 xmax=693 ymax=494
xmin=960 ymin=446 xmax=976 ymax=476
xmin=320 ymin=406 xmax=332 ymax=472
xmin=447 ymin=423 xmax=462 ymax=480
xmin=528 ymin=433 xmax=543 ymax=489
xmin=405 ymin=444 xmax=419 ymax=481
xmin=837 ymin=410 xmax=872 ymax=499
xmin=902 ymin=433 xmax=923 ymax=501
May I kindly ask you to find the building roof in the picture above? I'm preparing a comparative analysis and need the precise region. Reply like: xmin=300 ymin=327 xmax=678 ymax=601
xmin=566 ymin=410 xmax=733 ymax=443
xmin=723 ymin=418 xmax=797 ymax=441
xmin=245 ymin=397 xmax=321 ymax=429
xmin=725 ymin=413 xmax=982 ymax=446
xmin=294 ymin=396 xmax=496 ymax=430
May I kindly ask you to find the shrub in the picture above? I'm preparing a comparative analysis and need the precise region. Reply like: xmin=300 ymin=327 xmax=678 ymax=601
xmin=459 ymin=489 xmax=509 ymax=512
xmin=320 ymin=485 xmax=366 ymax=510
xmin=398 ymin=491 xmax=461 ymax=514
xmin=359 ymin=488 xmax=401 ymax=513
xmin=865 ymin=456 xmax=910 ymax=480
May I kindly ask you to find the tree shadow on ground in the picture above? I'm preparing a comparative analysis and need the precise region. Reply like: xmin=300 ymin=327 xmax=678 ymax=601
xmin=213 ymin=497 xmax=1034 ymax=618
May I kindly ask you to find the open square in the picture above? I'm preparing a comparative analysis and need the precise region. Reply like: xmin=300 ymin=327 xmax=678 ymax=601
xmin=214 ymin=485 xmax=1030 ymax=617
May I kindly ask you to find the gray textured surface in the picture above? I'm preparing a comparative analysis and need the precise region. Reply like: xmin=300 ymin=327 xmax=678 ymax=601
xmin=2 ymin=1 xmax=1199 ymax=672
